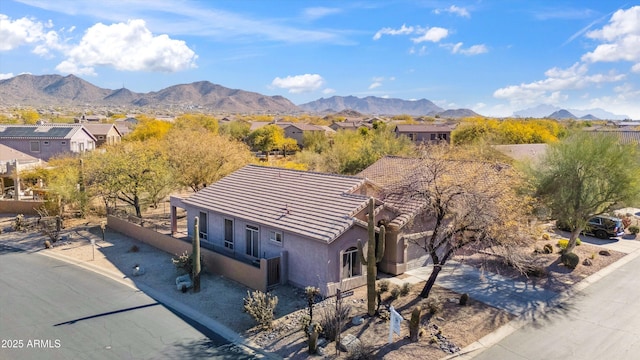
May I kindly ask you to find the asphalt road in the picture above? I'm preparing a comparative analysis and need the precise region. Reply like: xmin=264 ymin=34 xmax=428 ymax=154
xmin=472 ymin=246 xmax=640 ymax=360
xmin=0 ymin=244 xmax=253 ymax=359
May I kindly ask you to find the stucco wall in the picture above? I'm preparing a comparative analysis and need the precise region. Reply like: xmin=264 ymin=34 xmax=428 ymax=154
xmin=0 ymin=200 xmax=45 ymax=215
xmin=107 ymin=215 xmax=268 ymax=292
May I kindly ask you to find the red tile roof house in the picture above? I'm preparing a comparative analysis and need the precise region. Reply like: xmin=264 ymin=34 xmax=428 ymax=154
xmin=0 ymin=124 xmax=97 ymax=161
xmin=169 ymin=160 xmax=439 ymax=295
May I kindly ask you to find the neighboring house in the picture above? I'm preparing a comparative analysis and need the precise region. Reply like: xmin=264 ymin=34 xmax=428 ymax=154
xmin=114 ymin=118 xmax=137 ymax=137
xmin=0 ymin=124 xmax=96 ymax=161
xmin=583 ymin=128 xmax=640 ymax=146
xmin=0 ymin=144 xmax=46 ymax=199
xmin=75 ymin=114 xmax=107 ymax=123
xmin=394 ymin=124 xmax=456 ymax=144
xmin=170 ymin=165 xmax=380 ymax=295
xmin=329 ymin=121 xmax=372 ymax=132
xmin=83 ymin=123 xmax=122 ymax=147
xmin=277 ymin=123 xmax=326 ymax=147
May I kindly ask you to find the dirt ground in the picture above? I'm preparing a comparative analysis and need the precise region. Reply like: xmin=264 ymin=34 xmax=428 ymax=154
xmin=0 ymin=211 xmax=632 ymax=360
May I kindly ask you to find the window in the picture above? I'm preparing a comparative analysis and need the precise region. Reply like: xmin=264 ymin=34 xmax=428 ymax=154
xmin=430 ymin=133 xmax=436 ymax=141
xmin=198 ymin=212 xmax=207 ymax=240
xmin=246 ymin=225 xmax=259 ymax=258
xmin=30 ymin=141 xmax=40 ymax=152
xmin=43 ymin=141 xmax=49 ymax=146
xmin=224 ymin=219 xmax=234 ymax=250
xmin=342 ymin=247 xmax=361 ymax=278
xmin=269 ymin=230 xmax=283 ymax=244
xmin=61 ymin=141 xmax=66 ymax=145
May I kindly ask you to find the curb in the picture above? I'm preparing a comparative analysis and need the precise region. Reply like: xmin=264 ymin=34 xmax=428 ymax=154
xmin=3 ymin=238 xmax=281 ymax=360
xmin=442 ymin=244 xmax=640 ymax=360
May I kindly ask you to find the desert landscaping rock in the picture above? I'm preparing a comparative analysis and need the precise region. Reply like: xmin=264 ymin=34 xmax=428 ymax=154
xmin=338 ymin=333 xmax=361 ymax=353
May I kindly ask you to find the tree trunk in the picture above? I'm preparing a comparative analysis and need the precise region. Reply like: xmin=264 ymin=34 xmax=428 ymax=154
xmin=566 ymin=228 xmax=582 ymax=253
xmin=419 ymin=264 xmax=442 ymax=298
xmin=134 ymin=194 xmax=142 ymax=218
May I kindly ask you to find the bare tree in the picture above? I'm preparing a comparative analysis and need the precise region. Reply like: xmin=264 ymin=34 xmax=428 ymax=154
xmin=385 ymin=145 xmax=533 ymax=298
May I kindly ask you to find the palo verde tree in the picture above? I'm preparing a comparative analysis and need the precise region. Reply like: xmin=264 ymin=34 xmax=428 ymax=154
xmin=163 ymin=128 xmax=254 ymax=192
xmin=247 ymin=124 xmax=286 ymax=159
xmin=386 ymin=145 xmax=533 ymax=298
xmin=84 ymin=140 xmax=173 ymax=218
xmin=530 ymin=131 xmax=640 ymax=253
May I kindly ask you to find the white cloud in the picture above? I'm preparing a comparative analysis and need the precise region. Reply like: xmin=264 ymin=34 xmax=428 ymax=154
xmin=322 ymin=88 xmax=335 ymax=95
xmin=373 ymin=24 xmax=414 ymax=40
xmin=0 ymin=14 xmax=47 ymax=51
xmin=57 ymin=19 xmax=197 ymax=74
xmin=582 ymin=6 xmax=640 ymax=64
xmin=369 ymin=82 xmax=382 ymax=89
xmin=411 ymin=27 xmax=449 ymax=43
xmin=447 ymin=42 xmax=488 ymax=55
xmin=271 ymin=74 xmax=325 ymax=93
xmin=632 ymin=63 xmax=640 ymax=73
xmin=434 ymin=5 xmax=470 ymax=18
xmin=303 ymin=7 xmax=341 ymax=20
xmin=493 ymin=62 xmax=625 ymax=105
xmin=0 ymin=73 xmax=15 ymax=80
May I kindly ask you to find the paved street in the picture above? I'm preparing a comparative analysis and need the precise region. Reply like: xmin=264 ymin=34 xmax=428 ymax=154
xmin=471 ymin=246 xmax=640 ymax=360
xmin=0 ymin=244 xmax=253 ymax=359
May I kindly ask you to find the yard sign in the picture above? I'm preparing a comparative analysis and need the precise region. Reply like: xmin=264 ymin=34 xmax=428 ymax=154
xmin=389 ymin=306 xmax=402 ymax=343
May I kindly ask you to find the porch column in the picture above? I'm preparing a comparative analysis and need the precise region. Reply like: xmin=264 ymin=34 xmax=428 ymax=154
xmin=170 ymin=205 xmax=177 ymax=236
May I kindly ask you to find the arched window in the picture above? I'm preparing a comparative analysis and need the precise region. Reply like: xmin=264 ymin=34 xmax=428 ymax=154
xmin=342 ymin=247 xmax=361 ymax=278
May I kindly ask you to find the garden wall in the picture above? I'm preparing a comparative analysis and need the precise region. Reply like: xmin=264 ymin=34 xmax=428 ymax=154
xmin=107 ymin=215 xmax=268 ymax=292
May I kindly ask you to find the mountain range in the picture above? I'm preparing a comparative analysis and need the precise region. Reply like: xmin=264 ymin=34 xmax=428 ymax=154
xmin=0 ymin=74 xmax=630 ymax=119
xmin=0 ymin=74 xmax=480 ymax=117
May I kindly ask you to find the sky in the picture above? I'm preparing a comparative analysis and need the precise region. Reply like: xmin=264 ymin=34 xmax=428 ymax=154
xmin=1 ymin=0 xmax=640 ymax=119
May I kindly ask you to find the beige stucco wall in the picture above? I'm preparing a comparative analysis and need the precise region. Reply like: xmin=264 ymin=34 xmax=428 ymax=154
xmin=0 ymin=200 xmax=45 ymax=215
xmin=107 ymin=215 xmax=268 ymax=292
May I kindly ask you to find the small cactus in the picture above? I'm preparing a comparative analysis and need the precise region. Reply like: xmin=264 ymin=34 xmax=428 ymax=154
xmin=543 ymin=243 xmax=553 ymax=254
xmin=409 ymin=305 xmax=421 ymax=342
xmin=459 ymin=293 xmax=469 ymax=306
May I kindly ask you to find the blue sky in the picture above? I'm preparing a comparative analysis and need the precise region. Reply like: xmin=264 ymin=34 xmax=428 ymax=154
xmin=2 ymin=0 xmax=640 ymax=118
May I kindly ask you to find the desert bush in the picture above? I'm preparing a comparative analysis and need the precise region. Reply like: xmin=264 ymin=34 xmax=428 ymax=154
xmin=377 ymin=279 xmax=389 ymax=294
xmin=171 ymin=251 xmax=203 ymax=275
xmin=425 ymin=296 xmax=442 ymax=314
xmin=389 ymin=285 xmax=401 ymax=300
xmin=400 ymin=282 xmax=411 ymax=297
xmin=243 ymin=290 xmax=278 ymax=330
xmin=543 ymin=243 xmax=554 ymax=254
xmin=557 ymin=238 xmax=581 ymax=250
xmin=13 ymin=214 xmax=26 ymax=231
xmin=560 ymin=252 xmax=580 ymax=269
xmin=319 ymin=299 xmax=352 ymax=341
xmin=629 ymin=225 xmax=639 ymax=234
xmin=542 ymin=233 xmax=551 ymax=241
xmin=345 ymin=340 xmax=375 ymax=360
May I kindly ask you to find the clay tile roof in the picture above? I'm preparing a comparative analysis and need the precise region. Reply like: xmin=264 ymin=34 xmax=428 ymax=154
xmin=182 ymin=165 xmax=370 ymax=243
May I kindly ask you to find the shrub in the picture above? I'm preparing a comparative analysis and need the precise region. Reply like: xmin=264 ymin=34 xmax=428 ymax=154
xmin=319 ymin=298 xmax=351 ymax=341
xmin=542 ymin=233 xmax=551 ymax=241
xmin=13 ymin=214 xmax=26 ymax=232
xmin=557 ymin=238 xmax=581 ymax=250
xmin=543 ymin=243 xmax=554 ymax=254
xmin=243 ymin=290 xmax=278 ymax=330
xmin=389 ymin=285 xmax=401 ymax=300
xmin=560 ymin=252 xmax=580 ymax=269
xmin=425 ymin=296 xmax=442 ymax=314
xmin=171 ymin=251 xmax=203 ymax=275
xmin=629 ymin=225 xmax=640 ymax=235
xmin=400 ymin=282 xmax=411 ymax=297
xmin=345 ymin=340 xmax=375 ymax=360
xmin=377 ymin=279 xmax=390 ymax=294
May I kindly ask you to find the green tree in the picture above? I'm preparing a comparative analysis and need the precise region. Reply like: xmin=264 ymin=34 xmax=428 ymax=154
xmin=85 ymin=141 xmax=173 ymax=217
xmin=164 ymin=129 xmax=254 ymax=192
xmin=247 ymin=125 xmax=285 ymax=158
xmin=530 ymin=132 xmax=640 ymax=253
xmin=174 ymin=113 xmax=219 ymax=133
xmin=219 ymin=120 xmax=251 ymax=141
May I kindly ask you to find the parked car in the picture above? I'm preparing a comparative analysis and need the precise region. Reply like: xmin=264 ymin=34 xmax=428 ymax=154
xmin=556 ymin=215 xmax=625 ymax=239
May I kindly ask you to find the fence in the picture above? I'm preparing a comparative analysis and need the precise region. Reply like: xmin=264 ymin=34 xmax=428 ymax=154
xmin=107 ymin=215 xmax=272 ymax=292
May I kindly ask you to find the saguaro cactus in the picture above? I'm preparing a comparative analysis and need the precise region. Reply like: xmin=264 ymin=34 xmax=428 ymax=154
xmin=192 ymin=216 xmax=202 ymax=293
xmin=357 ymin=197 xmax=386 ymax=316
